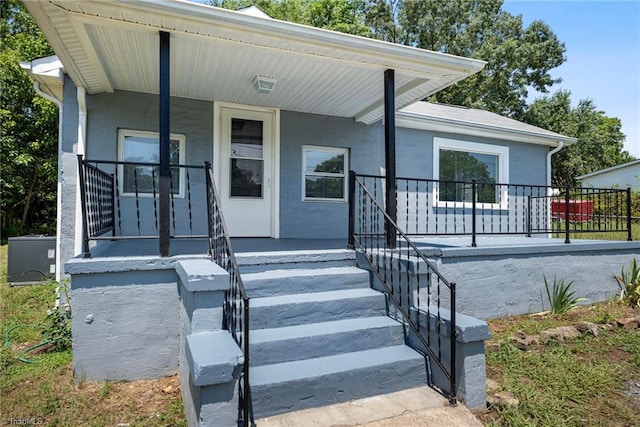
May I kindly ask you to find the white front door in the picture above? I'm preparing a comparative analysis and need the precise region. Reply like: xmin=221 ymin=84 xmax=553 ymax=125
xmin=217 ymin=106 xmax=276 ymax=237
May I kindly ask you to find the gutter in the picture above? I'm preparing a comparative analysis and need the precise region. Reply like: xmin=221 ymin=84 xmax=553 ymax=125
xmin=33 ymin=82 xmax=64 ymax=282
xmin=547 ymin=141 xmax=564 ymax=187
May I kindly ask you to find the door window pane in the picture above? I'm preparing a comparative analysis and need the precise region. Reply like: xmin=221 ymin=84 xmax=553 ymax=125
xmin=231 ymin=158 xmax=263 ymax=197
xmin=231 ymin=119 xmax=263 ymax=159
xmin=230 ymin=118 xmax=263 ymax=198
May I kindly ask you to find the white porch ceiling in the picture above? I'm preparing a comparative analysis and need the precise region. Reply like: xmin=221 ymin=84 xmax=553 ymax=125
xmin=25 ymin=0 xmax=485 ymax=124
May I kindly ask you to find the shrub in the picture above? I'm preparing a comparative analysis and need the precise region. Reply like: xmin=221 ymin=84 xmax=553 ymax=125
xmin=613 ymin=258 xmax=640 ymax=308
xmin=544 ymin=276 xmax=585 ymax=314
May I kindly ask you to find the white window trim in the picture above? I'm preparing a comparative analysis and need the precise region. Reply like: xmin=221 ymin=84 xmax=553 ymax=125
xmin=433 ymin=137 xmax=509 ymax=210
xmin=302 ymin=145 xmax=349 ymax=202
xmin=117 ymin=129 xmax=186 ymax=198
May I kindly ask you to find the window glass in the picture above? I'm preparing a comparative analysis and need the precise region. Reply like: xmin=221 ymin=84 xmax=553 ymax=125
xmin=303 ymin=147 xmax=348 ymax=201
xmin=230 ymin=118 xmax=264 ymax=198
xmin=305 ymin=151 xmax=345 ymax=174
xmin=119 ymin=131 xmax=184 ymax=195
xmin=439 ymin=149 xmax=499 ymax=203
xmin=433 ymin=138 xmax=508 ymax=206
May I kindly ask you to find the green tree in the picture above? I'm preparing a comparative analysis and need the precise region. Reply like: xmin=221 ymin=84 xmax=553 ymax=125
xmin=397 ymin=0 xmax=565 ymax=119
xmin=211 ymin=0 xmax=565 ymax=119
xmin=209 ymin=0 xmax=370 ymax=35
xmin=1 ymin=0 xmax=57 ymax=238
xmin=523 ymin=90 xmax=632 ymax=186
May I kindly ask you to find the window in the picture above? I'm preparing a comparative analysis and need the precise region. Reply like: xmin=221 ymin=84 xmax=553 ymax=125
xmin=230 ymin=118 xmax=264 ymax=198
xmin=302 ymin=146 xmax=348 ymax=201
xmin=118 ymin=129 xmax=185 ymax=196
xmin=433 ymin=138 xmax=508 ymax=208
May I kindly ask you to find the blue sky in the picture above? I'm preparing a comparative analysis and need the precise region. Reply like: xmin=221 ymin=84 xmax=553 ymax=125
xmin=502 ymin=0 xmax=640 ymax=157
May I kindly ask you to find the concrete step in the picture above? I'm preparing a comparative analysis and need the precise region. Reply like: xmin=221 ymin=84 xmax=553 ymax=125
xmin=250 ymin=316 xmax=404 ymax=366
xmin=236 ymin=249 xmax=356 ymax=273
xmin=250 ymin=345 xmax=427 ymax=418
xmin=242 ymin=266 xmax=370 ymax=297
xmin=250 ymin=288 xmax=386 ymax=330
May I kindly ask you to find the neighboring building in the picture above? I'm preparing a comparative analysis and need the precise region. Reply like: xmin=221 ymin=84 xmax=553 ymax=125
xmin=578 ymin=159 xmax=640 ymax=190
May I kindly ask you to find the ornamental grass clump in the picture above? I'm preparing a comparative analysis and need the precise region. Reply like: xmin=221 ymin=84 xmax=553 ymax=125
xmin=614 ymin=258 xmax=640 ymax=308
xmin=544 ymin=276 xmax=585 ymax=314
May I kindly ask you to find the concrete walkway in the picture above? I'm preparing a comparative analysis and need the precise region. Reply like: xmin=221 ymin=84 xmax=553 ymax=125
xmin=255 ymin=386 xmax=483 ymax=427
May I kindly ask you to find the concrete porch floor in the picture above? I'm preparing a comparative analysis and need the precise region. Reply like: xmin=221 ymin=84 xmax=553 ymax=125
xmin=83 ymin=235 xmax=638 ymax=258
xmin=85 ymin=238 xmax=348 ymax=258
xmin=255 ymin=386 xmax=482 ymax=427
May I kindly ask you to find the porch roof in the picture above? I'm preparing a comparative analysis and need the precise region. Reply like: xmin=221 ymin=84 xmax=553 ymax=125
xmin=397 ymin=102 xmax=578 ymax=147
xmin=23 ymin=0 xmax=485 ymax=125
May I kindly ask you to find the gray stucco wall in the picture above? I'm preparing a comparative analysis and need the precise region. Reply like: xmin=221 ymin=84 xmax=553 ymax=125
xmin=278 ymin=112 xmax=550 ymax=238
xmin=61 ymin=85 xmax=553 ymax=259
xmin=430 ymin=241 xmax=640 ymax=319
xmin=59 ymin=76 xmax=80 ymax=269
xmin=86 ymin=91 xmax=213 ymax=237
xmin=279 ymin=111 xmax=383 ymax=238
xmin=70 ymin=267 xmax=181 ymax=380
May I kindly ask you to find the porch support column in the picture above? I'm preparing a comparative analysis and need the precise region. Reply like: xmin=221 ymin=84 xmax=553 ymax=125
xmin=384 ymin=69 xmax=397 ymax=249
xmin=159 ymin=31 xmax=171 ymax=257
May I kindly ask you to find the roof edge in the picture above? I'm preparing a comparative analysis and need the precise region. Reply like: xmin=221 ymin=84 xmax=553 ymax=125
xmin=577 ymin=159 xmax=640 ymax=180
xmin=396 ymin=109 xmax=577 ymax=146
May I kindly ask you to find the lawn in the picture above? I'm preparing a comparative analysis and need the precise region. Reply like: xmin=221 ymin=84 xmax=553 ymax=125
xmin=0 ymin=245 xmax=186 ymax=426
xmin=553 ymin=220 xmax=640 ymax=241
xmin=479 ymin=300 xmax=640 ymax=426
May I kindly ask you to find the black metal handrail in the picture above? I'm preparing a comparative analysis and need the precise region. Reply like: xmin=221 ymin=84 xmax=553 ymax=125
xmin=77 ymin=156 xmax=208 ymax=256
xmin=204 ymin=163 xmax=251 ymax=427
xmin=350 ymin=174 xmax=632 ymax=247
xmin=77 ymin=155 xmax=115 ymax=257
xmin=349 ymin=171 xmax=458 ymax=405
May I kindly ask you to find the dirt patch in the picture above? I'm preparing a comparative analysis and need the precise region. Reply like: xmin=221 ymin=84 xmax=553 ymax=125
xmin=1 ymin=358 xmax=185 ymax=426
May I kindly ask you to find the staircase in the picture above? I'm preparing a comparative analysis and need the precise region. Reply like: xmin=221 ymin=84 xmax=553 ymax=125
xmin=236 ymin=249 xmax=428 ymax=418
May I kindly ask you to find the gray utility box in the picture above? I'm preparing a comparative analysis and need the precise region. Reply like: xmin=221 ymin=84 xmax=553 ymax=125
xmin=7 ymin=236 xmax=56 ymax=285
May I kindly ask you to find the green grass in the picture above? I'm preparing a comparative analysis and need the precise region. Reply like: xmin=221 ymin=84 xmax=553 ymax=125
xmin=553 ymin=221 xmax=640 ymax=241
xmin=0 ymin=245 xmax=186 ymax=426
xmin=482 ymin=302 xmax=640 ymax=426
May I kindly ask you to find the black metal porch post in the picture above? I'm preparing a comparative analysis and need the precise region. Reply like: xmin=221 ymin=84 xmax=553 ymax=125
xmin=159 ymin=31 xmax=171 ymax=257
xmin=384 ymin=69 xmax=397 ymax=249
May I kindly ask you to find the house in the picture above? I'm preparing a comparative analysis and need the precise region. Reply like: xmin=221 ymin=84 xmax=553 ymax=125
xmin=578 ymin=159 xmax=640 ymax=191
xmin=21 ymin=1 xmax=639 ymax=426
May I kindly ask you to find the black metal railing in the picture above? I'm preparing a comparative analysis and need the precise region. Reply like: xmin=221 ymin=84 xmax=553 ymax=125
xmin=349 ymin=174 xmax=632 ymax=247
xmin=349 ymin=171 xmax=458 ymax=405
xmin=77 ymin=156 xmax=208 ymax=257
xmin=205 ymin=163 xmax=251 ymax=427
xmin=77 ymin=157 xmax=116 ymax=257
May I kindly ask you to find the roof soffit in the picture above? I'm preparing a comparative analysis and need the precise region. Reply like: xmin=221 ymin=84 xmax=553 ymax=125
xmin=25 ymin=0 xmax=485 ymax=124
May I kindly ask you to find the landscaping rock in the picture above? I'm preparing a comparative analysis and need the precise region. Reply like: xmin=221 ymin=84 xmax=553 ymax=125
xmin=509 ymin=331 xmax=538 ymax=350
xmin=598 ymin=323 xmax=616 ymax=332
xmin=619 ymin=379 xmax=640 ymax=406
xmin=616 ymin=317 xmax=639 ymax=329
xmin=487 ymin=391 xmax=519 ymax=408
xmin=540 ymin=326 xmax=581 ymax=343
xmin=574 ymin=321 xmax=599 ymax=337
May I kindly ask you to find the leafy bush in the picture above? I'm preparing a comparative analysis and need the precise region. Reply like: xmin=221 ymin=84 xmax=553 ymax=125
xmin=42 ymin=284 xmax=71 ymax=351
xmin=544 ymin=276 xmax=585 ymax=314
xmin=613 ymin=258 xmax=640 ymax=308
